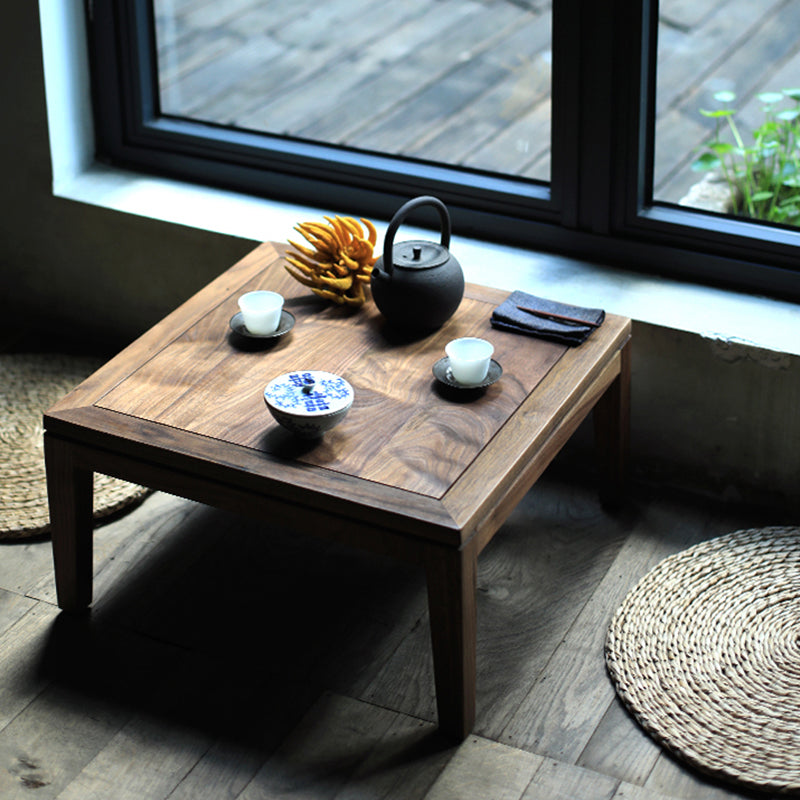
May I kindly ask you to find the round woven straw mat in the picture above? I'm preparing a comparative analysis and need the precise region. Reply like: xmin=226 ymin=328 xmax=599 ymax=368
xmin=1 ymin=353 xmax=149 ymax=539
xmin=606 ymin=526 xmax=800 ymax=795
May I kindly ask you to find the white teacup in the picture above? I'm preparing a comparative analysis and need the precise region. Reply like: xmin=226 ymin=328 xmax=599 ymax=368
xmin=445 ymin=337 xmax=494 ymax=385
xmin=238 ymin=291 xmax=284 ymax=334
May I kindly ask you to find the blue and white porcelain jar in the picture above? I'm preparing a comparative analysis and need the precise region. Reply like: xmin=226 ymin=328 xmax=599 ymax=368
xmin=263 ymin=370 xmax=354 ymax=438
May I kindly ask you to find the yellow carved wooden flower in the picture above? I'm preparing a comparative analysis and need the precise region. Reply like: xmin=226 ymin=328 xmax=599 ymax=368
xmin=285 ymin=216 xmax=378 ymax=307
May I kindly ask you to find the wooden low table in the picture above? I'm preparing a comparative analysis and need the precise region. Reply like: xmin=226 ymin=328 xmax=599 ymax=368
xmin=44 ymin=242 xmax=631 ymax=739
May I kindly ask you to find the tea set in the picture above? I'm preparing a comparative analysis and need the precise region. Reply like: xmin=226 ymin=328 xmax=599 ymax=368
xmin=230 ymin=195 xmax=500 ymax=438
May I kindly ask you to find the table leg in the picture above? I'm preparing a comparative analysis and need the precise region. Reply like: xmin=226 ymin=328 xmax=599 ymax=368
xmin=424 ymin=541 xmax=478 ymax=740
xmin=44 ymin=434 xmax=94 ymax=611
xmin=594 ymin=339 xmax=631 ymax=510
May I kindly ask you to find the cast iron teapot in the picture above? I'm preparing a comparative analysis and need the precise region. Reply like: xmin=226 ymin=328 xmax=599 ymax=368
xmin=370 ymin=196 xmax=464 ymax=332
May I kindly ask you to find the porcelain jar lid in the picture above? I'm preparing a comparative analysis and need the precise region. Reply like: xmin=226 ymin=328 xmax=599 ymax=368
xmin=263 ymin=370 xmax=354 ymax=416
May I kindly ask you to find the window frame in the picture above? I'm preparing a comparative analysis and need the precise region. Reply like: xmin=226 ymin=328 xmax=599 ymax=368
xmin=88 ymin=0 xmax=800 ymax=300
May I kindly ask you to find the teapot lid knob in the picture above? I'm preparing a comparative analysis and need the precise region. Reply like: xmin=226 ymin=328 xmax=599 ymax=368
xmin=412 ymin=246 xmax=422 ymax=261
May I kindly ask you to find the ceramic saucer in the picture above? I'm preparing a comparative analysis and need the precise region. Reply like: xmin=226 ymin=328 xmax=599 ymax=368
xmin=432 ymin=357 xmax=502 ymax=389
xmin=230 ymin=309 xmax=295 ymax=339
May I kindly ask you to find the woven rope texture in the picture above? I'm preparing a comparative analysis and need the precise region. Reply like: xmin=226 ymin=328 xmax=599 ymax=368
xmin=0 ymin=353 xmax=148 ymax=539
xmin=606 ymin=526 xmax=800 ymax=795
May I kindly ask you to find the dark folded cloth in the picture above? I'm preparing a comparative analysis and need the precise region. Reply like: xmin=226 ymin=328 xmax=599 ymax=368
xmin=491 ymin=290 xmax=605 ymax=346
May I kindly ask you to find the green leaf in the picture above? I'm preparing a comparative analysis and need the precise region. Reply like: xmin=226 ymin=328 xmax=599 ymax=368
xmin=750 ymin=191 xmax=775 ymax=203
xmin=713 ymin=90 xmax=736 ymax=103
xmin=758 ymin=91 xmax=784 ymax=105
xmin=700 ymin=108 xmax=734 ymax=118
xmin=691 ymin=153 xmax=721 ymax=171
xmin=777 ymin=108 xmax=800 ymax=121
xmin=782 ymin=88 xmax=800 ymax=101
xmin=709 ymin=142 xmax=735 ymax=155
xmin=755 ymin=120 xmax=779 ymax=134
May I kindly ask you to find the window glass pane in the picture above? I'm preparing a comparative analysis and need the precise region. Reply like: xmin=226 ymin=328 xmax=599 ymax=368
xmin=654 ymin=0 xmax=800 ymax=228
xmin=153 ymin=0 xmax=552 ymax=183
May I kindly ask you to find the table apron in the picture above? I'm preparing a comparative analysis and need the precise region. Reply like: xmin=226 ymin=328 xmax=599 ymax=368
xmin=47 ymin=433 xmax=460 ymax=567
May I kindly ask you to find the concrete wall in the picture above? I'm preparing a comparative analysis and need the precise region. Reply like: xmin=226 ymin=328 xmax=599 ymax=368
xmin=629 ymin=323 xmax=800 ymax=506
xmin=3 ymin=4 xmax=798 ymax=510
xmin=0 ymin=5 xmax=254 ymax=349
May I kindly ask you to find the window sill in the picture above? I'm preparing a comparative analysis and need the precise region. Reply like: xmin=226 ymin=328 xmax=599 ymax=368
xmin=56 ymin=163 xmax=800 ymax=357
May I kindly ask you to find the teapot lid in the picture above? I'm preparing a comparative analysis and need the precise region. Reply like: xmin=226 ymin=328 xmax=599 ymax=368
xmin=264 ymin=370 xmax=354 ymax=417
xmin=392 ymin=239 xmax=449 ymax=270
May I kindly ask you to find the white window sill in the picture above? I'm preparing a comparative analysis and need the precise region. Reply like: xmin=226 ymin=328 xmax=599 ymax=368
xmin=42 ymin=0 xmax=798 ymax=357
xmin=56 ymin=163 xmax=800 ymax=357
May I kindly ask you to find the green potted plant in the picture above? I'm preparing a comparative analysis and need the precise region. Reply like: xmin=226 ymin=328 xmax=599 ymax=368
xmin=691 ymin=89 xmax=800 ymax=226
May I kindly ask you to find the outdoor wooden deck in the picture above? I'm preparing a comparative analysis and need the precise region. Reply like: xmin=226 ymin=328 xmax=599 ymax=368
xmin=155 ymin=0 xmax=800 ymax=206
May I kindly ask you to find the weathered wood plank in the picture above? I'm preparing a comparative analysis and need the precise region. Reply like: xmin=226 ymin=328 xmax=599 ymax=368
xmin=332 ymin=714 xmax=448 ymax=800
xmin=611 ymin=782 xmax=682 ymax=800
xmin=156 ymin=27 xmax=241 ymax=88
xmin=499 ymin=495 xmax=753 ymax=761
xmin=576 ymin=695 xmax=663 ymax=786
xmin=644 ymin=751 xmax=754 ymax=800
xmin=188 ymin=0 xmax=406 ymax=127
xmin=55 ymin=714 xmax=211 ymax=800
xmin=164 ymin=36 xmax=288 ymax=119
xmin=352 ymin=46 xmax=517 ymax=157
xmin=287 ymin=2 xmax=525 ymax=146
xmin=0 ymin=604 xmax=57 ymax=733
xmin=107 ymin=503 xmax=425 ymax=695
xmin=345 ymin=6 xmax=532 ymax=156
xmin=397 ymin=12 xmax=552 ymax=163
xmin=362 ymin=482 xmax=629 ymax=736
xmin=0 ymin=589 xmax=36 ymax=639
xmin=423 ymin=736 xmax=542 ymax=800
xmin=655 ymin=0 xmax=789 ymax=116
xmin=0 ymin=683 xmax=131 ymax=799
xmin=469 ymin=99 xmax=551 ymax=176
xmin=523 ymin=757 xmax=619 ymax=800
xmin=164 ymin=660 xmax=321 ymax=800
xmin=0 ymin=538 xmax=54 ymax=603
xmin=274 ymin=2 xmax=465 ymax=138
xmin=409 ymin=30 xmax=551 ymax=167
xmin=237 ymin=692 xmax=398 ymax=800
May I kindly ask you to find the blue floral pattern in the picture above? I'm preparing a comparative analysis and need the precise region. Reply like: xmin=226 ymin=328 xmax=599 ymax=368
xmin=264 ymin=371 xmax=353 ymax=416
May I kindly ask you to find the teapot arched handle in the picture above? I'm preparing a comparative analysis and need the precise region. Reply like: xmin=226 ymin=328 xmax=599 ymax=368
xmin=383 ymin=196 xmax=451 ymax=276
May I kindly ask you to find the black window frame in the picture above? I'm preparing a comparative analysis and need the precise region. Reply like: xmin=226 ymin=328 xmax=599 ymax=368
xmin=88 ymin=0 xmax=800 ymax=301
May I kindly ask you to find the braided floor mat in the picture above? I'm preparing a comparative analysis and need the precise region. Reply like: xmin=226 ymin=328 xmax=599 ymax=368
xmin=1 ymin=353 xmax=149 ymax=539
xmin=606 ymin=526 xmax=800 ymax=795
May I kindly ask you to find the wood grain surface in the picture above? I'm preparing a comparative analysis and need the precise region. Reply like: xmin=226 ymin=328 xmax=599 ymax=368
xmin=93 ymin=248 xmax=569 ymax=499
xmin=47 ymin=244 xmax=630 ymax=550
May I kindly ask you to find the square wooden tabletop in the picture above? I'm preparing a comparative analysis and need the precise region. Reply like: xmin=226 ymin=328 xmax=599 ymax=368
xmin=45 ymin=241 xmax=631 ymax=551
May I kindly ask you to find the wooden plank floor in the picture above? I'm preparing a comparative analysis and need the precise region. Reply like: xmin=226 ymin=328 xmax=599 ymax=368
xmin=154 ymin=0 xmax=800 ymax=205
xmin=0 ymin=458 xmax=789 ymax=799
